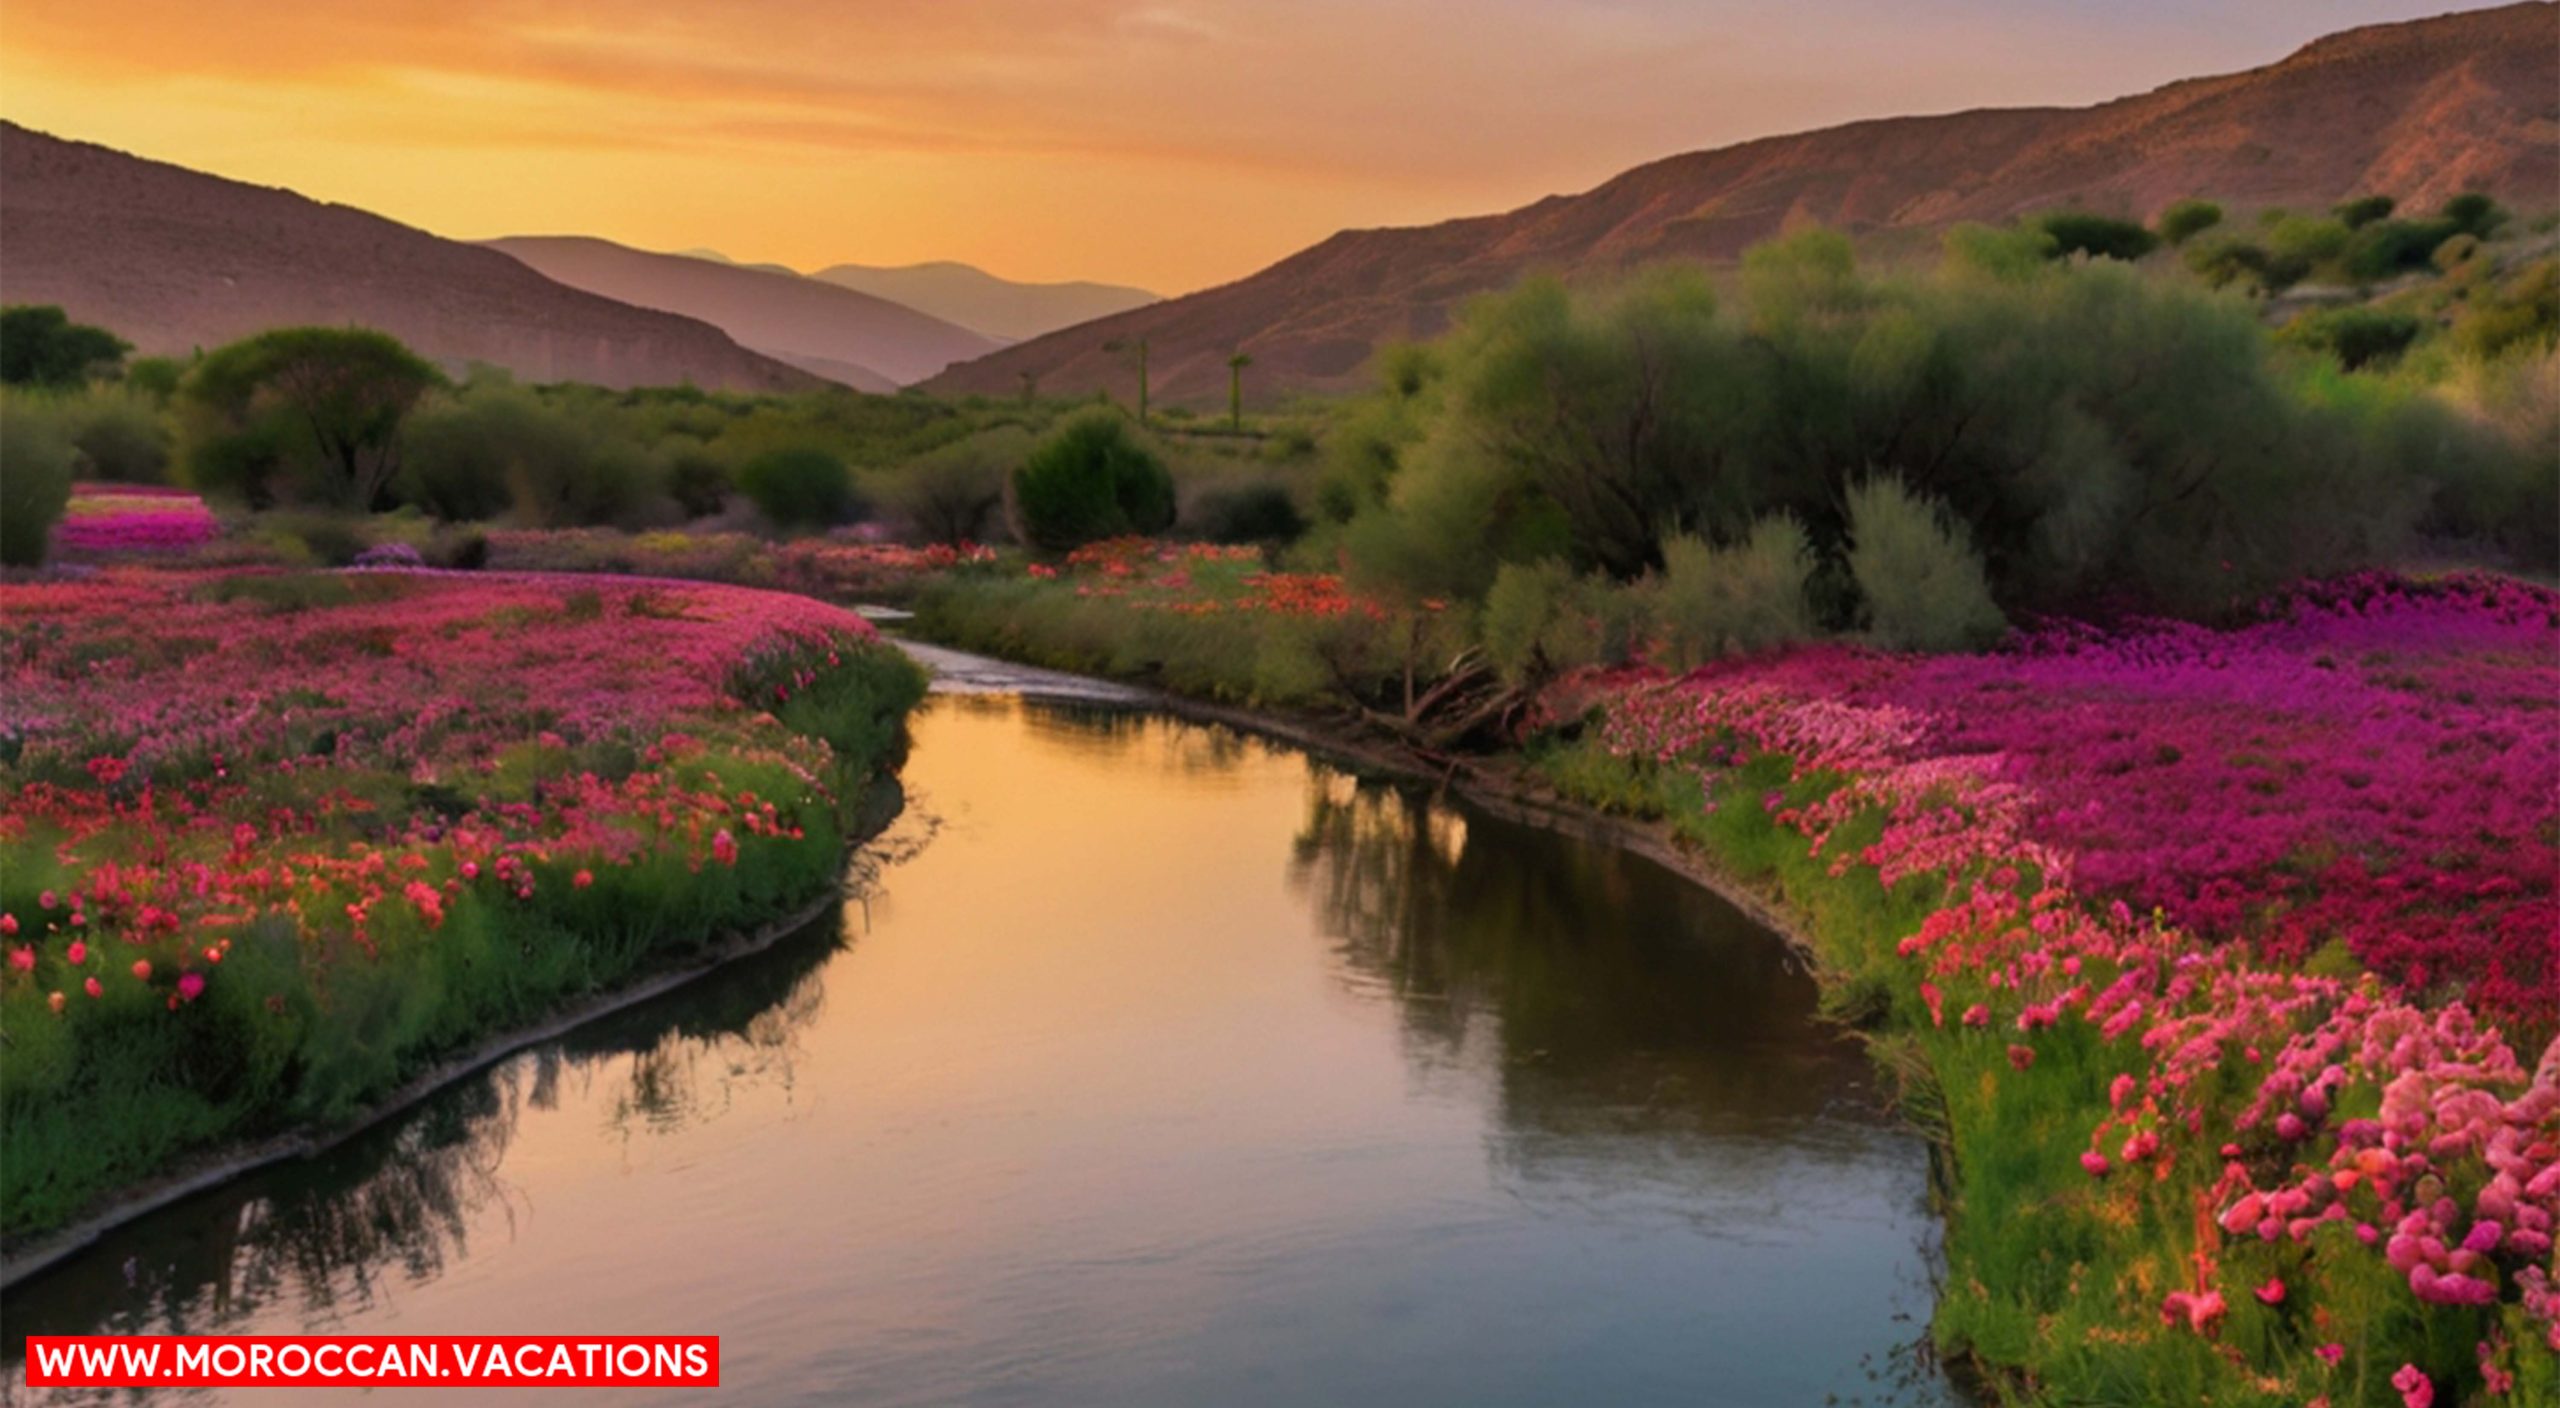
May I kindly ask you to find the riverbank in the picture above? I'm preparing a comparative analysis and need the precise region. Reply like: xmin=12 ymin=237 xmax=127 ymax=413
xmin=898 ymin=572 xmax=2560 ymax=1405
xmin=0 ymin=567 xmax=927 ymax=1261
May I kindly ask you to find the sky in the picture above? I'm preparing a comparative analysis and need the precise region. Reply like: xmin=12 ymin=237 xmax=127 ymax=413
xmin=0 ymin=1 xmax=2514 ymax=294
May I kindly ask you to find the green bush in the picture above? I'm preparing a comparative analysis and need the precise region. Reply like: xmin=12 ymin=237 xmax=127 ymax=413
xmin=738 ymin=447 xmax=860 ymax=530
xmin=2155 ymin=199 xmax=2223 ymax=246
xmin=0 ymin=306 xmax=128 ymax=388
xmin=1651 ymin=516 xmax=1817 ymax=667
xmin=1185 ymin=481 xmax=1305 ymax=544
xmin=1007 ymin=411 xmax=1175 ymax=551
xmin=2453 ymin=261 xmax=2560 ymax=362
xmin=2440 ymin=193 xmax=2503 ymax=239
xmin=666 ymin=447 xmax=732 ymax=519
xmin=878 ymin=427 xmax=1024 ymax=545
xmin=2280 ymin=307 xmax=2424 ymax=371
xmin=2034 ymin=211 xmax=2159 ymax=262
xmin=2333 ymin=195 xmax=2396 ymax=229
xmin=1476 ymin=560 xmax=1641 ymax=685
xmin=1844 ymin=477 xmax=2004 ymax=652
xmin=62 ymin=386 xmax=170 ymax=482
xmin=0 ymin=397 xmax=77 ymax=566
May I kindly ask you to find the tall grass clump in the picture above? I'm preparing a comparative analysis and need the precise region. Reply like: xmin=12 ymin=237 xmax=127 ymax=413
xmin=0 ymin=395 xmax=78 ymax=566
xmin=1651 ymin=515 xmax=1818 ymax=667
xmin=1845 ymin=477 xmax=2006 ymax=652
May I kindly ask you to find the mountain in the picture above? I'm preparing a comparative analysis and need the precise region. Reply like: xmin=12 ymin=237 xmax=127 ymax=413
xmin=485 ymin=236 xmax=1000 ymax=387
xmin=804 ymin=262 xmax=1157 ymax=343
xmin=926 ymin=2 xmax=2560 ymax=407
xmin=0 ymin=123 xmax=817 ymax=394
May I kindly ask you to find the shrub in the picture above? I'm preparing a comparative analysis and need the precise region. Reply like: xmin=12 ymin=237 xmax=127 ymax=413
xmin=2280 ymin=307 xmax=2424 ymax=371
xmin=0 ymin=398 xmax=77 ymax=566
xmin=1008 ymin=411 xmax=1174 ymax=552
xmin=261 ymin=511 xmax=372 ymax=567
xmin=2034 ymin=211 xmax=2159 ymax=262
xmin=2440 ymin=193 xmax=2503 ymax=239
xmin=62 ymin=387 xmax=170 ymax=482
xmin=666 ymin=447 xmax=732 ymax=519
xmin=738 ymin=447 xmax=860 ymax=531
xmin=2185 ymin=236 xmax=2274 ymax=291
xmin=2155 ymin=199 xmax=2224 ymax=246
xmin=2333 ymin=195 xmax=2396 ymax=229
xmin=1186 ymin=481 xmax=1305 ymax=544
xmin=1481 ymin=560 xmax=1635 ymax=685
xmin=2453 ymin=261 xmax=2560 ymax=363
xmin=879 ymin=427 xmax=1024 ymax=545
xmin=1651 ymin=516 xmax=1817 ymax=667
xmin=1844 ymin=477 xmax=2004 ymax=652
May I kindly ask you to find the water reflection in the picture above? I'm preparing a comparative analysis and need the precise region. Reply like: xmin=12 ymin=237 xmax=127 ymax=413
xmin=5 ymin=696 xmax=1950 ymax=1408
xmin=1 ymin=890 xmax=860 ymax=1385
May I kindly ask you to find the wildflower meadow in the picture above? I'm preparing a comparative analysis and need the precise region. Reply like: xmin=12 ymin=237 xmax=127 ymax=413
xmin=0 ymin=566 xmax=923 ymax=1238
xmin=1534 ymin=573 xmax=2560 ymax=1405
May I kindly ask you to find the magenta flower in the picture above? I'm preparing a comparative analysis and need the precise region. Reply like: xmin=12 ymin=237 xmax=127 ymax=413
xmin=2391 ymin=1363 xmax=2432 ymax=1408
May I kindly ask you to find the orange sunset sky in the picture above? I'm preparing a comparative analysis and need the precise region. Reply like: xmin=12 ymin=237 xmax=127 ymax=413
xmin=0 ymin=0 xmax=2496 ymax=294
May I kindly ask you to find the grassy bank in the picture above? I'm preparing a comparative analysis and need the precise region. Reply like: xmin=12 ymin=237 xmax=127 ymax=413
xmin=0 ymin=568 xmax=926 ymax=1241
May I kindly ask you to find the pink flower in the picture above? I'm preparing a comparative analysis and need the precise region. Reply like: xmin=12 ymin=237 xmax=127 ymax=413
xmin=2315 ymin=1343 xmax=2344 ymax=1365
xmin=131 ymin=959 xmax=152 ymax=982
xmin=2079 ymin=1150 xmax=2110 ymax=1178
xmin=0 ymin=914 xmax=14 ymax=936
xmin=66 ymin=939 xmax=86 ymax=966
xmin=2006 ymin=1043 xmax=2035 ymax=1070
xmin=2392 ymin=1363 xmax=2433 ymax=1408
xmin=177 ymin=972 xmax=205 ymax=1002
xmin=712 ymin=829 xmax=739 ymax=866
xmin=573 ymin=869 xmax=594 ymax=890
xmin=5 ymin=946 xmax=30 ymax=973
xmin=2254 ymin=1277 xmax=2284 ymax=1305
xmin=83 ymin=976 xmax=102 ymax=999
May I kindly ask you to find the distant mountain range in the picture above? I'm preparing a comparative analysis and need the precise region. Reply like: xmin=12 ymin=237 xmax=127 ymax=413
xmin=485 ymin=236 xmax=1000 ymax=390
xmin=674 ymin=248 xmax=1158 ymax=344
xmin=925 ymin=1 xmax=2560 ymax=407
xmin=0 ymin=123 xmax=817 ymax=394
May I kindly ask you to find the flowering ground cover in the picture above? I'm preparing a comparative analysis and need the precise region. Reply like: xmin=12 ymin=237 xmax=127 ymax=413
xmin=911 ymin=538 xmax=1460 ymax=707
xmin=50 ymin=484 xmax=221 ymax=560
xmin=483 ymin=527 xmax=996 ymax=601
xmin=0 ymin=567 xmax=923 ymax=1238
xmin=1532 ymin=573 xmax=2560 ymax=1404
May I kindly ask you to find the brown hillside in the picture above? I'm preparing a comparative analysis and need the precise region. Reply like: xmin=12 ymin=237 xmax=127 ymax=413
xmin=927 ymin=2 xmax=2560 ymax=407
xmin=485 ymin=236 xmax=1000 ymax=387
xmin=0 ymin=124 xmax=819 ymax=393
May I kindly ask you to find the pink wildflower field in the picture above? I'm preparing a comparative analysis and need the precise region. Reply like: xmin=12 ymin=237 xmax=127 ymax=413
xmin=1548 ymin=572 xmax=2560 ymax=1398
xmin=50 ymin=483 xmax=220 ymax=559
xmin=0 ymin=566 xmax=915 ymax=1233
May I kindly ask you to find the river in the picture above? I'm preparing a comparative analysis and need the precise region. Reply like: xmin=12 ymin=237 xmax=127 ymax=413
xmin=2 ymin=661 xmax=1955 ymax=1406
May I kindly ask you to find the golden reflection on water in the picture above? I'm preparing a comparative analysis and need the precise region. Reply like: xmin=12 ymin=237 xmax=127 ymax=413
xmin=3 ymin=696 xmax=1952 ymax=1408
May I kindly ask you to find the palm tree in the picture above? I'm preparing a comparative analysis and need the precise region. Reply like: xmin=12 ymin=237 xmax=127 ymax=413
xmin=1226 ymin=353 xmax=1253 ymax=432
xmin=1102 ymin=337 xmax=1149 ymax=424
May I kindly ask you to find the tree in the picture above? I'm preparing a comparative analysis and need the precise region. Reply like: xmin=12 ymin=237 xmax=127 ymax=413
xmin=181 ymin=328 xmax=443 ymax=510
xmin=2333 ymin=195 xmax=2396 ymax=229
xmin=2155 ymin=199 xmax=2224 ymax=246
xmin=0 ymin=306 xmax=130 ymax=388
xmin=1227 ymin=353 xmax=1253 ymax=431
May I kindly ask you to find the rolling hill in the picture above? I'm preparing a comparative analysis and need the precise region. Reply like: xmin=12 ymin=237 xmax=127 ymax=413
xmin=925 ymin=1 xmax=2560 ymax=407
xmin=486 ymin=236 xmax=1002 ymax=387
xmin=0 ymin=123 xmax=818 ymax=394
xmin=805 ymin=262 xmax=1157 ymax=343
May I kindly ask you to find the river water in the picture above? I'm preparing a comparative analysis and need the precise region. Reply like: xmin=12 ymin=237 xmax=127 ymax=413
xmin=3 ymin=671 xmax=1955 ymax=1406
